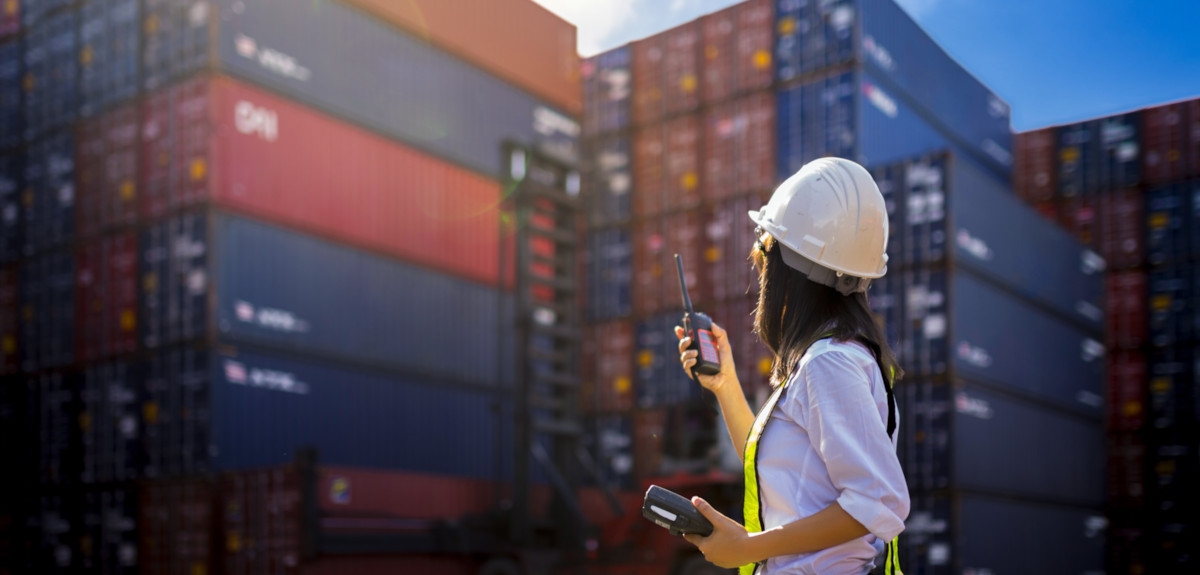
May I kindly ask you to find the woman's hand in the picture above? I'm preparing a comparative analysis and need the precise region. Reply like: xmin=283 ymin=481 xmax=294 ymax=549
xmin=682 ymin=497 xmax=756 ymax=569
xmin=675 ymin=322 xmax=739 ymax=394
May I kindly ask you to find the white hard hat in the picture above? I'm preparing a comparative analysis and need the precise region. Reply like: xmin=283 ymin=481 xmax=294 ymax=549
xmin=748 ymin=157 xmax=888 ymax=294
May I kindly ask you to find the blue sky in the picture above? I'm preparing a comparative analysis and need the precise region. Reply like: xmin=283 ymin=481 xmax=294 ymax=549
xmin=531 ymin=0 xmax=1200 ymax=132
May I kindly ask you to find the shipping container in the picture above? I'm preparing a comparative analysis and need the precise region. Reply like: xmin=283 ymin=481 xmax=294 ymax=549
xmin=1107 ymin=350 xmax=1147 ymax=432
xmin=79 ymin=486 xmax=139 ymax=574
xmin=78 ymin=360 xmax=141 ymax=484
xmin=1106 ymin=433 xmax=1146 ymax=513
xmin=1099 ymin=188 xmax=1146 ymax=270
xmin=1031 ymin=200 xmax=1058 ymax=224
xmin=632 ymin=125 xmax=666 ymax=217
xmin=889 ymin=152 xmax=1106 ymax=334
xmin=898 ymin=493 xmax=1105 ymax=575
xmin=1147 ymin=430 xmax=1199 ymax=516
xmin=1189 ymin=99 xmax=1200 ymax=181
xmin=703 ymin=92 xmax=775 ymax=201
xmin=21 ymin=9 xmax=78 ymax=141
xmin=581 ymin=320 xmax=634 ymax=412
xmin=581 ymin=414 xmax=635 ymax=490
xmin=1145 ymin=183 xmax=1190 ymax=267
xmin=1106 ymin=521 xmax=1149 ymax=575
xmin=141 ymin=211 xmax=514 ymax=387
xmin=710 ymin=297 xmax=772 ymax=401
xmin=1057 ymin=121 xmax=1097 ymax=198
xmin=1147 ymin=348 xmax=1195 ymax=432
xmin=582 ymin=46 xmax=631 ymax=136
xmin=20 ymin=0 xmax=72 ymax=29
xmin=631 ymin=24 xmax=701 ymax=126
xmin=221 ymin=467 xmax=301 ymax=575
xmin=633 ymin=403 xmax=728 ymax=478
xmin=634 ymin=314 xmax=704 ymax=409
xmin=0 ymin=153 xmax=19 ymax=263
xmin=1188 ymin=180 xmax=1200 ymax=259
xmin=901 ymin=268 xmax=1105 ymax=418
xmin=704 ymin=193 xmax=767 ymax=304
xmin=140 ymin=346 xmax=209 ymax=478
xmin=1148 ymin=514 xmax=1200 ymax=573
xmin=1014 ymin=127 xmax=1056 ymax=202
xmin=700 ymin=5 xmax=736 ymax=105
xmin=32 ymin=371 xmax=81 ymax=486
xmin=632 ymin=211 xmax=709 ymax=318
xmin=734 ymin=0 xmax=774 ymax=94
xmin=0 ymin=379 xmax=32 ymax=487
xmin=1143 ymin=102 xmax=1191 ymax=186
xmin=0 ymin=266 xmax=17 ymax=373
xmin=337 ymin=0 xmax=580 ymax=115
xmin=141 ymin=0 xmax=577 ymax=178
xmin=1147 ymin=265 xmax=1190 ymax=348
xmin=0 ymin=0 xmax=17 ymax=38
xmin=773 ymin=0 xmax=854 ymax=79
xmin=76 ymin=104 xmax=139 ymax=239
xmin=75 ymin=231 xmax=138 ymax=362
xmin=21 ymin=131 xmax=75 ymax=257
xmin=1057 ymin=195 xmax=1099 ymax=249
xmin=19 ymin=250 xmax=75 ymax=371
xmin=32 ymin=490 xmax=82 ymax=572
xmin=139 ymin=478 xmax=215 ymax=575
xmin=0 ymin=41 xmax=20 ymax=149
xmin=314 ymin=466 xmax=507 ymax=522
xmin=1097 ymin=112 xmax=1142 ymax=190
xmin=663 ymin=114 xmax=703 ymax=212
xmin=585 ymin=227 xmax=632 ymax=321
xmin=582 ymin=135 xmax=632 ymax=227
xmin=1107 ymin=270 xmax=1148 ymax=350
xmin=899 ymin=379 xmax=1104 ymax=504
xmin=138 ymin=75 xmax=509 ymax=286
xmin=79 ymin=0 xmax=139 ymax=118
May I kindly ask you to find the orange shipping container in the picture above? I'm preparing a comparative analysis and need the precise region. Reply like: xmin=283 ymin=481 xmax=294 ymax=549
xmin=341 ymin=0 xmax=581 ymax=114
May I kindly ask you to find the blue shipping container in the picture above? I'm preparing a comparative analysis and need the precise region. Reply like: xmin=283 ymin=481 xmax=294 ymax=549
xmin=1097 ymin=112 xmax=1142 ymax=191
xmin=902 ymin=267 xmax=1105 ymax=418
xmin=893 ymin=153 xmax=1105 ymax=333
xmin=0 ymin=152 xmax=20 ymax=263
xmin=635 ymin=312 xmax=702 ymax=408
xmin=586 ymin=227 xmax=632 ymax=321
xmin=1148 ymin=347 xmax=1194 ymax=432
xmin=1057 ymin=122 xmax=1098 ymax=198
xmin=20 ymin=0 xmax=74 ymax=29
xmin=32 ymin=371 xmax=80 ymax=485
xmin=21 ymin=9 xmax=77 ymax=141
xmin=0 ymin=41 xmax=20 ymax=149
xmin=899 ymin=380 xmax=1104 ymax=505
xmin=900 ymin=493 xmax=1105 ymax=575
xmin=1146 ymin=183 xmax=1190 ymax=267
xmin=20 ymin=131 xmax=75 ymax=256
xmin=79 ymin=0 xmax=139 ymax=117
xmin=140 ymin=212 xmax=208 ymax=350
xmin=140 ymin=346 xmax=210 ymax=478
xmin=866 ymin=269 xmax=902 ymax=356
xmin=19 ymin=251 xmax=74 ymax=372
xmin=79 ymin=360 xmax=142 ymax=484
xmin=207 ymin=346 xmax=514 ymax=478
xmin=1148 ymin=265 xmax=1190 ymax=348
xmin=142 ymin=0 xmax=578 ymax=177
xmin=584 ymin=135 xmax=632 ymax=227
xmin=583 ymin=46 xmax=631 ymax=136
xmin=80 ymin=486 xmax=139 ymax=575
xmin=774 ymin=0 xmax=855 ymax=80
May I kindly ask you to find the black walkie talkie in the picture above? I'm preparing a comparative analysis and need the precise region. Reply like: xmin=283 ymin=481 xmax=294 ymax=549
xmin=676 ymin=254 xmax=721 ymax=377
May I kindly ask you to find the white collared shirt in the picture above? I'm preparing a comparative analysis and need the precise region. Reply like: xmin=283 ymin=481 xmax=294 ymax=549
xmin=755 ymin=338 xmax=910 ymax=574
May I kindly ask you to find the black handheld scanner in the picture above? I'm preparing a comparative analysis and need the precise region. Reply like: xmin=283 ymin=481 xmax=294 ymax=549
xmin=641 ymin=485 xmax=714 ymax=536
xmin=675 ymin=254 xmax=721 ymax=377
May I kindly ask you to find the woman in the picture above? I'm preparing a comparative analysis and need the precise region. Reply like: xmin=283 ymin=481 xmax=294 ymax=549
xmin=675 ymin=158 xmax=909 ymax=575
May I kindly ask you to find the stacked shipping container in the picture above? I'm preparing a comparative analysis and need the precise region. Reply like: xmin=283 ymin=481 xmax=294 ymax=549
xmin=581 ymin=1 xmax=1111 ymax=572
xmin=1014 ymin=97 xmax=1200 ymax=574
xmin=2 ymin=0 xmax=578 ymax=572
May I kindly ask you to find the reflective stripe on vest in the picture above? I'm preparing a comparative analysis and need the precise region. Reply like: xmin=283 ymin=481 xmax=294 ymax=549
xmin=740 ymin=340 xmax=902 ymax=575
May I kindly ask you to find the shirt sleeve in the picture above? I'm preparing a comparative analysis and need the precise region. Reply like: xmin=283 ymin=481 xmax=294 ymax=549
xmin=792 ymin=350 xmax=910 ymax=541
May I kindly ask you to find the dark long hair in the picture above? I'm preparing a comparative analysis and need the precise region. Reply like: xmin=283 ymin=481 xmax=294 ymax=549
xmin=751 ymin=234 xmax=904 ymax=387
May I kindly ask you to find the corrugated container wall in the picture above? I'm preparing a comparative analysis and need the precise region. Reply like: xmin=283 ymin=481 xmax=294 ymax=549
xmin=338 ymin=0 xmax=580 ymax=114
xmin=1107 ymin=270 xmax=1147 ymax=351
xmin=582 ymin=47 xmax=631 ymax=136
xmin=20 ymin=0 xmax=73 ymax=29
xmin=0 ymin=154 xmax=18 ymax=263
xmin=1014 ymin=128 xmax=1056 ymax=202
xmin=20 ymin=251 xmax=74 ymax=372
xmin=21 ymin=131 xmax=74 ymax=256
xmin=1143 ymin=102 xmax=1192 ymax=185
xmin=78 ymin=0 xmax=139 ymax=118
xmin=580 ymin=321 xmax=634 ymax=413
xmin=21 ymin=9 xmax=77 ymax=141
xmin=139 ymin=75 xmax=507 ymax=286
xmin=1145 ymin=183 xmax=1190 ymax=267
xmin=704 ymin=92 xmax=774 ymax=201
xmin=1107 ymin=351 xmax=1146 ymax=432
xmin=74 ymin=231 xmax=138 ymax=362
xmin=0 ymin=266 xmax=18 ymax=373
xmin=0 ymin=0 xmax=17 ymax=38
xmin=76 ymin=103 xmax=138 ymax=239
xmin=1147 ymin=265 xmax=1190 ymax=349
xmin=1099 ymin=188 xmax=1145 ymax=270
xmin=141 ymin=0 xmax=577 ymax=178
xmin=582 ymin=135 xmax=631 ymax=227
xmin=586 ymin=228 xmax=632 ymax=321
xmin=0 ymin=41 xmax=20 ymax=149
xmin=631 ymin=23 xmax=701 ymax=126
xmin=633 ymin=211 xmax=709 ymax=317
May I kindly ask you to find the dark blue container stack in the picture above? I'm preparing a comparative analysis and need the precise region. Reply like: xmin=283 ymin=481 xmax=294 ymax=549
xmin=1 ymin=1 xmax=579 ymax=572
xmin=1014 ymin=98 xmax=1200 ymax=574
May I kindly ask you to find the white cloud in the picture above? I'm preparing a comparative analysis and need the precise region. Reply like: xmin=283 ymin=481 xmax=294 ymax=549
xmin=531 ymin=0 xmax=639 ymax=56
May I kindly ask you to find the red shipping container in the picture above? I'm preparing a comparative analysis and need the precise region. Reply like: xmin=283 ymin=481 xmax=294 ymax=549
xmin=664 ymin=115 xmax=702 ymax=211
xmin=76 ymin=104 xmax=138 ymax=239
xmin=1099 ymin=189 xmax=1145 ymax=270
xmin=1014 ymin=128 xmax=1056 ymax=202
xmin=703 ymin=94 xmax=775 ymax=201
xmin=711 ymin=297 xmax=772 ymax=401
xmin=1142 ymin=102 xmax=1189 ymax=185
xmin=701 ymin=5 xmax=736 ymax=105
xmin=139 ymin=75 xmax=507 ymax=286
xmin=663 ymin=22 xmax=701 ymax=117
xmin=705 ymin=193 xmax=768 ymax=302
xmin=582 ymin=320 xmax=634 ymax=412
xmin=222 ymin=468 xmax=302 ymax=575
xmin=631 ymin=34 xmax=666 ymax=126
xmin=1106 ymin=433 xmax=1146 ymax=512
xmin=1031 ymin=200 xmax=1059 ymax=225
xmin=1107 ymin=270 xmax=1147 ymax=350
xmin=735 ymin=0 xmax=774 ymax=94
xmin=0 ymin=265 xmax=16 ymax=373
xmin=633 ymin=125 xmax=666 ymax=217
xmin=1107 ymin=350 xmax=1147 ymax=431
xmin=340 ymin=0 xmax=581 ymax=115
xmin=316 ymin=467 xmax=501 ymax=521
xmin=633 ymin=212 xmax=709 ymax=317
xmin=1189 ymin=99 xmax=1200 ymax=180
xmin=74 ymin=231 xmax=138 ymax=362
xmin=1057 ymin=196 xmax=1100 ymax=248
xmin=139 ymin=478 xmax=215 ymax=575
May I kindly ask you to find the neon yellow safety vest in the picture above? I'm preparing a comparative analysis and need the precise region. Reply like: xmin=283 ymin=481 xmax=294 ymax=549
xmin=740 ymin=339 xmax=902 ymax=575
